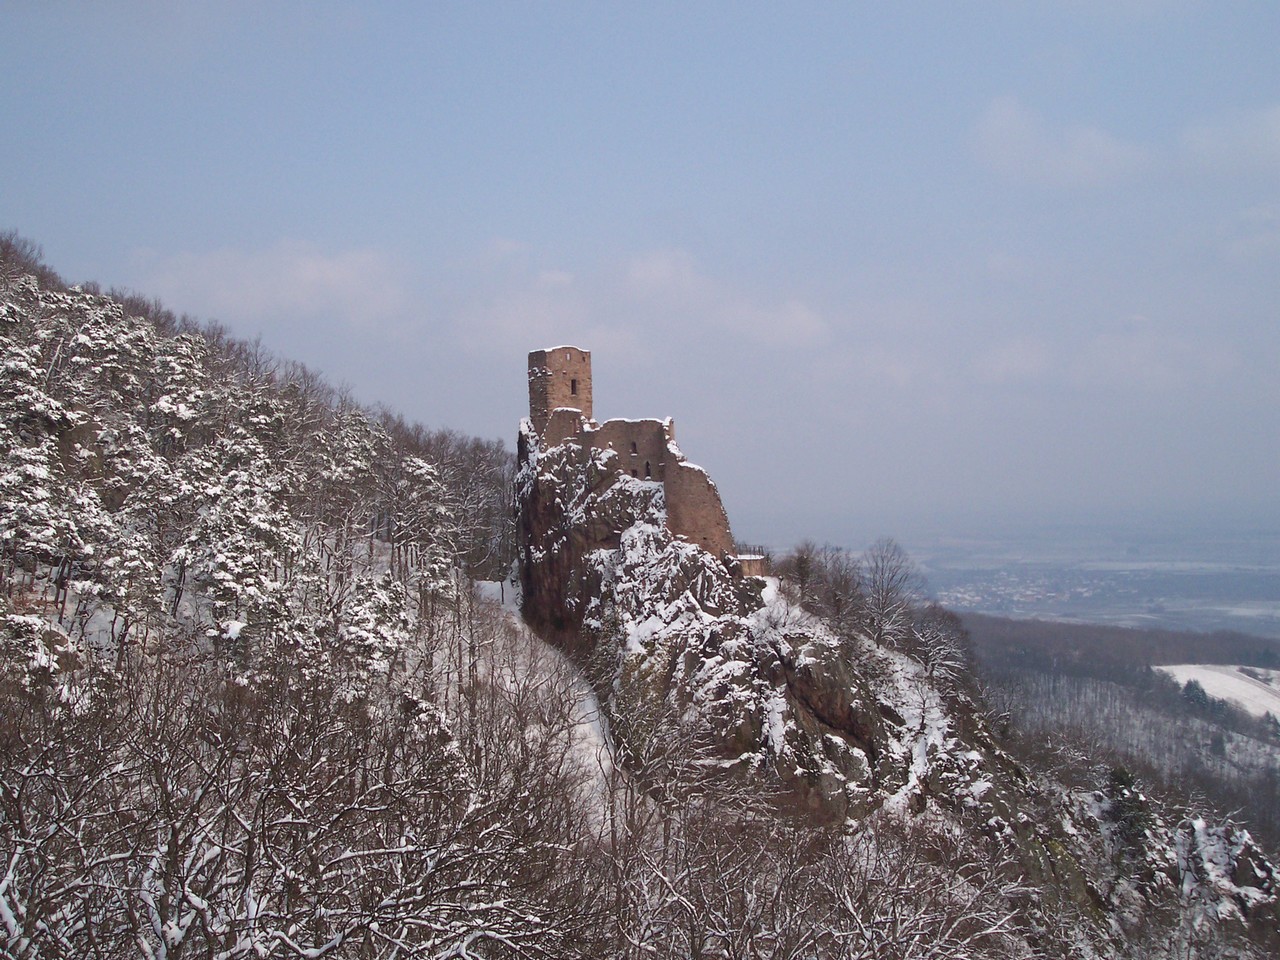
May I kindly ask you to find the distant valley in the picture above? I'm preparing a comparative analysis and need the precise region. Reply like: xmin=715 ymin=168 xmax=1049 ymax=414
xmin=913 ymin=527 xmax=1280 ymax=640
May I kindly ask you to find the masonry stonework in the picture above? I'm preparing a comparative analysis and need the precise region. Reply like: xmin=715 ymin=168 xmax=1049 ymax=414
xmin=593 ymin=418 xmax=671 ymax=481
xmin=528 ymin=346 xmax=592 ymax=437
xmin=524 ymin=345 xmax=749 ymax=566
xmin=663 ymin=460 xmax=735 ymax=558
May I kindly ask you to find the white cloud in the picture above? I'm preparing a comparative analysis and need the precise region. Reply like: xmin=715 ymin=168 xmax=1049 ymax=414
xmin=1183 ymin=104 xmax=1280 ymax=171
xmin=452 ymin=245 xmax=828 ymax=358
xmin=535 ymin=269 xmax=575 ymax=291
xmin=456 ymin=278 xmax=593 ymax=350
xmin=624 ymin=249 xmax=827 ymax=346
xmin=974 ymin=339 xmax=1052 ymax=384
xmin=448 ymin=247 xmax=647 ymax=361
xmin=973 ymin=95 xmax=1148 ymax=186
xmin=811 ymin=344 xmax=934 ymax=400
xmin=134 ymin=241 xmax=411 ymax=331
xmin=1069 ymin=316 xmax=1240 ymax=392
xmin=1223 ymin=204 xmax=1280 ymax=259
xmin=856 ymin=346 xmax=920 ymax=390
xmin=626 ymin=249 xmax=699 ymax=296
xmin=984 ymin=252 xmax=1038 ymax=281
xmin=1046 ymin=0 xmax=1197 ymax=22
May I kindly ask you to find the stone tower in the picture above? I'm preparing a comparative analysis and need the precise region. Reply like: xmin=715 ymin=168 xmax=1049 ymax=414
xmin=528 ymin=346 xmax=592 ymax=436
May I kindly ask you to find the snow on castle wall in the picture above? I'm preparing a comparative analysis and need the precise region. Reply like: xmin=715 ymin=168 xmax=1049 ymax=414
xmin=593 ymin=418 xmax=671 ymax=481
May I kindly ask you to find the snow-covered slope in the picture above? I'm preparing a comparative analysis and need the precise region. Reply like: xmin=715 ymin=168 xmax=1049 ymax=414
xmin=0 ymin=270 xmax=597 ymax=956
xmin=4 ymin=258 xmax=1278 ymax=958
xmin=515 ymin=416 xmax=1280 ymax=956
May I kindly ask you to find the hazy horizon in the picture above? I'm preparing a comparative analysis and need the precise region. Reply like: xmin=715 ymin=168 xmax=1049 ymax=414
xmin=5 ymin=3 xmax=1277 ymax=552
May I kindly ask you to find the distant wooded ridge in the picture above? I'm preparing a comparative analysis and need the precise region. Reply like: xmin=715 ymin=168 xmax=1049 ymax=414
xmin=963 ymin=611 xmax=1280 ymax=681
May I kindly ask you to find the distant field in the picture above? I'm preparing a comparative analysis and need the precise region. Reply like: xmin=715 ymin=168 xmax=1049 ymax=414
xmin=1155 ymin=664 xmax=1280 ymax=718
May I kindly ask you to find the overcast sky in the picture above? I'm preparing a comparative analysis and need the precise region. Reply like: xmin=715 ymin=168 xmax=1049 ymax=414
xmin=3 ymin=2 xmax=1278 ymax=550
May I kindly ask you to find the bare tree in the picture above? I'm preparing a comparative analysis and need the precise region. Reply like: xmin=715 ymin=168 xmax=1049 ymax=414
xmin=910 ymin=603 xmax=972 ymax=692
xmin=778 ymin=539 xmax=819 ymax=609
xmin=861 ymin=536 xmax=924 ymax=649
xmin=817 ymin=814 xmax=1029 ymax=960
xmin=817 ymin=543 xmax=864 ymax=640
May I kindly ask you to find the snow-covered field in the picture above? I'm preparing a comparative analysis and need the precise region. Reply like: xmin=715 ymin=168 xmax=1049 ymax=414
xmin=1155 ymin=664 xmax=1280 ymax=718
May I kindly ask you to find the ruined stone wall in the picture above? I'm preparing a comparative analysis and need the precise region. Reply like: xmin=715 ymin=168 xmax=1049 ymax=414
xmin=589 ymin=417 xmax=734 ymax=556
xmin=525 ymin=344 xmax=736 ymax=563
xmin=663 ymin=460 xmax=736 ymax=558
xmin=543 ymin=407 xmax=589 ymax=448
xmin=528 ymin=346 xmax=592 ymax=436
xmin=592 ymin=418 xmax=671 ymax=480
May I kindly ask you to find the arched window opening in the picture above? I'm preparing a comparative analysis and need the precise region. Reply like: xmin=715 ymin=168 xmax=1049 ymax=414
xmin=644 ymin=461 xmax=652 ymax=478
xmin=630 ymin=441 xmax=637 ymax=454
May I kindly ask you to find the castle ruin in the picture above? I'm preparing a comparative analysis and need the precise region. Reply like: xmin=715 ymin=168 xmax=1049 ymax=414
xmin=526 ymin=346 xmax=766 ymax=576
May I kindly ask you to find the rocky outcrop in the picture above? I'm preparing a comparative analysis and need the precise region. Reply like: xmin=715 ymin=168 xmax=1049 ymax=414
xmin=519 ymin=419 xmax=934 ymax=817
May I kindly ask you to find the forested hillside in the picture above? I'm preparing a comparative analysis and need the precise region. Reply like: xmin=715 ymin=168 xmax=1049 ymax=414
xmin=2 ymin=233 xmax=1278 ymax=958
xmin=0 ymin=235 xmax=597 ymax=956
xmin=771 ymin=540 xmax=1280 ymax=957
xmin=963 ymin=612 xmax=1280 ymax=852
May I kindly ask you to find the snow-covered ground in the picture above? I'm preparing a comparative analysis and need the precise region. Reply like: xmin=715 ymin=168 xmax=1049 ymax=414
xmin=473 ymin=575 xmax=521 ymax=613
xmin=1155 ymin=664 xmax=1280 ymax=718
xmin=472 ymin=579 xmax=616 ymax=819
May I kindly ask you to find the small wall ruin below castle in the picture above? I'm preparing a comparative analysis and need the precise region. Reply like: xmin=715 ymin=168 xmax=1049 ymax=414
xmin=543 ymin=407 xmax=589 ymax=448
